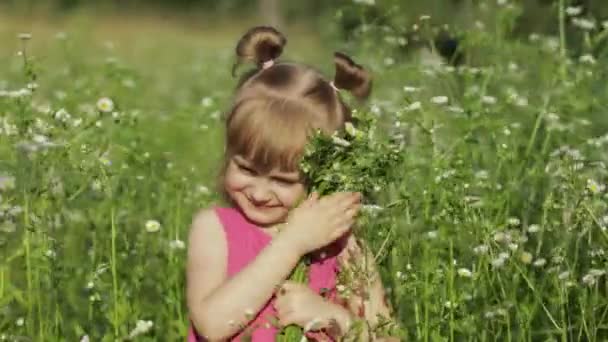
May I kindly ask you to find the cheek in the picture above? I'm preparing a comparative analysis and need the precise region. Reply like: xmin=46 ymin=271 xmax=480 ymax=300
xmin=224 ymin=168 xmax=248 ymax=191
xmin=275 ymin=184 xmax=305 ymax=207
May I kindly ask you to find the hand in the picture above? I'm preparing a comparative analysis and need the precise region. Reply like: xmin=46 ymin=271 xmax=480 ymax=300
xmin=282 ymin=191 xmax=361 ymax=256
xmin=273 ymin=281 xmax=341 ymax=331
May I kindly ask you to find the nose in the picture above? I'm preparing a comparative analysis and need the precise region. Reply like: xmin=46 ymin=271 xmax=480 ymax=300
xmin=248 ymin=183 xmax=272 ymax=205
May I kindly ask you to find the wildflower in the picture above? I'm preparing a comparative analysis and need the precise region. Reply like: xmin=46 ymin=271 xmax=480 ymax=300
xmin=474 ymin=170 xmax=489 ymax=180
xmin=80 ymin=335 xmax=90 ymax=342
xmin=558 ymin=271 xmax=570 ymax=281
xmin=16 ymin=317 xmax=24 ymax=326
xmin=403 ymin=86 xmax=419 ymax=93
xmin=169 ymin=239 xmax=185 ymax=250
xmin=566 ymin=6 xmax=583 ymax=16
xmin=582 ymin=274 xmax=596 ymax=286
xmin=426 ymin=230 xmax=438 ymax=239
xmin=520 ymin=251 xmax=533 ymax=264
xmin=405 ymin=101 xmax=421 ymax=111
xmin=508 ymin=243 xmax=518 ymax=251
xmin=473 ymin=244 xmax=489 ymax=255
xmin=579 ymin=54 xmax=596 ymax=65
xmin=200 ymin=97 xmax=214 ymax=107
xmin=145 ymin=220 xmax=161 ymax=233
xmin=336 ymin=284 xmax=347 ymax=292
xmin=494 ymin=232 xmax=509 ymax=243
xmin=127 ymin=320 xmax=153 ymax=339
xmin=331 ymin=135 xmax=351 ymax=147
xmin=91 ymin=179 xmax=102 ymax=192
xmin=507 ymin=217 xmax=521 ymax=226
xmin=197 ymin=185 xmax=210 ymax=195
xmin=430 ymin=96 xmax=448 ymax=105
xmin=527 ymin=224 xmax=540 ymax=233
xmin=353 ymin=0 xmax=375 ymax=5
xmin=481 ymin=95 xmax=497 ymax=105
xmin=457 ymin=268 xmax=473 ymax=278
xmin=586 ymin=179 xmax=605 ymax=194
xmin=17 ymin=33 xmax=32 ymax=40
xmin=491 ymin=257 xmax=506 ymax=268
xmin=96 ymin=97 xmax=114 ymax=113
xmin=447 ymin=105 xmax=464 ymax=113
xmin=532 ymin=258 xmax=547 ymax=267
xmin=572 ymin=18 xmax=596 ymax=30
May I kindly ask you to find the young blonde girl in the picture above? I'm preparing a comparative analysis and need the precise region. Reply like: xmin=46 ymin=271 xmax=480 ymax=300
xmin=187 ymin=26 xmax=398 ymax=341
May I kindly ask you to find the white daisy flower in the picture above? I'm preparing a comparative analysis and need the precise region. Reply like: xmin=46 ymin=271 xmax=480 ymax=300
xmin=430 ymin=96 xmax=449 ymax=105
xmin=96 ymin=97 xmax=114 ymax=113
xmin=457 ymin=268 xmax=473 ymax=278
xmin=145 ymin=220 xmax=161 ymax=233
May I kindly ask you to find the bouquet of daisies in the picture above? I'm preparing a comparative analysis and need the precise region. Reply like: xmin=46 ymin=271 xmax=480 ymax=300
xmin=276 ymin=109 xmax=403 ymax=341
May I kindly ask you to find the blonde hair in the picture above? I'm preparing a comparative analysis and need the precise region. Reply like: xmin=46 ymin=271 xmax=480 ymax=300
xmin=218 ymin=26 xmax=372 ymax=196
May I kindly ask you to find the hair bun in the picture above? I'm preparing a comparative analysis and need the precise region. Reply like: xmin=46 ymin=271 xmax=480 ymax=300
xmin=233 ymin=26 xmax=286 ymax=75
xmin=333 ymin=52 xmax=372 ymax=100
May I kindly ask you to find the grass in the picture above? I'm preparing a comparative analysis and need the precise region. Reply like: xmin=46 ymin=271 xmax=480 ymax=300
xmin=2 ymin=1 xmax=608 ymax=340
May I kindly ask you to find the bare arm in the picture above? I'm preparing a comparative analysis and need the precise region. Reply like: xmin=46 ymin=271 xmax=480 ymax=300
xmin=186 ymin=209 xmax=302 ymax=341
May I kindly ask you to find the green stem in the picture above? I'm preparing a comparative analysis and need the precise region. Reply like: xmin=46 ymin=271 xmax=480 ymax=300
xmin=111 ymin=206 xmax=119 ymax=338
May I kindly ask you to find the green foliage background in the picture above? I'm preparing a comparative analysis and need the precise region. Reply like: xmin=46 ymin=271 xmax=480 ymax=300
xmin=1 ymin=0 xmax=608 ymax=341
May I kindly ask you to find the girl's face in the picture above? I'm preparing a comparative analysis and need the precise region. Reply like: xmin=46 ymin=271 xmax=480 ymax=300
xmin=224 ymin=155 xmax=306 ymax=227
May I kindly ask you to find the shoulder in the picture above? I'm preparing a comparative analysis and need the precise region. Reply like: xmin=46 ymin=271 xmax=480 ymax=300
xmin=188 ymin=208 xmax=225 ymax=250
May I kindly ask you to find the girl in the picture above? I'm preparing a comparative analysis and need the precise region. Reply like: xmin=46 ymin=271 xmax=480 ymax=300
xmin=187 ymin=26 xmax=398 ymax=341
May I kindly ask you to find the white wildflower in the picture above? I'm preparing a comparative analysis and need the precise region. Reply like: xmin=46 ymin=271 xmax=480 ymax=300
xmin=558 ymin=271 xmax=570 ymax=280
xmin=572 ymin=18 xmax=596 ymax=30
xmin=507 ymin=217 xmax=521 ymax=226
xmin=127 ymin=320 xmax=153 ymax=339
xmin=582 ymin=274 xmax=596 ymax=286
xmin=579 ymin=54 xmax=596 ymax=65
xmin=533 ymin=258 xmax=547 ymax=267
xmin=566 ymin=6 xmax=583 ymax=16
xmin=197 ymin=185 xmax=210 ymax=195
xmin=426 ymin=230 xmax=438 ymax=239
xmin=405 ymin=101 xmax=422 ymax=111
xmin=145 ymin=220 xmax=161 ymax=233
xmin=169 ymin=239 xmax=185 ymax=250
xmin=481 ymin=95 xmax=497 ymax=105
xmin=200 ymin=97 xmax=214 ymax=107
xmin=16 ymin=317 xmax=24 ymax=326
xmin=403 ymin=86 xmax=420 ymax=93
xmin=430 ymin=96 xmax=448 ymax=105
xmin=527 ymin=224 xmax=540 ymax=233
xmin=520 ymin=251 xmax=533 ymax=264
xmin=586 ymin=179 xmax=605 ymax=194
xmin=473 ymin=244 xmax=489 ymax=255
xmin=96 ymin=97 xmax=114 ymax=113
xmin=331 ymin=135 xmax=351 ymax=147
xmin=457 ymin=268 xmax=473 ymax=278
xmin=491 ymin=257 xmax=506 ymax=268
xmin=18 ymin=33 xmax=32 ymax=40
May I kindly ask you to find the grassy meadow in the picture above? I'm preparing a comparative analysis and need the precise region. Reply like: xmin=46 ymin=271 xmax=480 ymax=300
xmin=2 ymin=1 xmax=608 ymax=341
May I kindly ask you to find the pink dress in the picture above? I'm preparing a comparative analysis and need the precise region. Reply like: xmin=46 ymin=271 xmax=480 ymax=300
xmin=187 ymin=207 xmax=347 ymax=341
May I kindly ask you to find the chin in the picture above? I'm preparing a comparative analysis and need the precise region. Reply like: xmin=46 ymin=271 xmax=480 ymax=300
xmin=236 ymin=196 xmax=287 ymax=226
